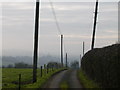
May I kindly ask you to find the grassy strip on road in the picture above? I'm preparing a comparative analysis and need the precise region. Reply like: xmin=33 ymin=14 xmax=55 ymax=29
xmin=60 ymin=81 xmax=69 ymax=89
xmin=77 ymin=69 xmax=100 ymax=88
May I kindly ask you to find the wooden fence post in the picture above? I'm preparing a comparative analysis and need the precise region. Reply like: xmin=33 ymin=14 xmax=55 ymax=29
xmin=52 ymin=65 xmax=54 ymax=71
xmin=47 ymin=65 xmax=49 ymax=74
xmin=41 ymin=66 xmax=43 ymax=77
xmin=18 ymin=74 xmax=21 ymax=90
xmin=44 ymin=64 xmax=46 ymax=75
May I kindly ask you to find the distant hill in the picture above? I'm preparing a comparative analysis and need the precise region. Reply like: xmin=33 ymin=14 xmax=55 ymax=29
xmin=81 ymin=44 xmax=120 ymax=88
xmin=2 ymin=54 xmax=80 ymax=67
xmin=2 ymin=55 xmax=60 ymax=67
xmin=2 ymin=56 xmax=32 ymax=66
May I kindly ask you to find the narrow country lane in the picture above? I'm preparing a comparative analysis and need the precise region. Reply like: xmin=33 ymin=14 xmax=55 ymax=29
xmin=43 ymin=70 xmax=68 ymax=88
xmin=67 ymin=70 xmax=82 ymax=88
xmin=43 ymin=69 xmax=83 ymax=88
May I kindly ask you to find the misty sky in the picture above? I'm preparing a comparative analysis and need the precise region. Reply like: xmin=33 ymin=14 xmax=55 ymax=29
xmin=1 ymin=1 xmax=118 ymax=59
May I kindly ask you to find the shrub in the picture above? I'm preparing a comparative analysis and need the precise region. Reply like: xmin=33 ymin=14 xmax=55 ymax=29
xmin=81 ymin=44 xmax=120 ymax=88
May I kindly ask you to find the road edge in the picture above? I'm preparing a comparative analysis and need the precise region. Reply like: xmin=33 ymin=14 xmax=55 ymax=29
xmin=41 ymin=69 xmax=68 ymax=88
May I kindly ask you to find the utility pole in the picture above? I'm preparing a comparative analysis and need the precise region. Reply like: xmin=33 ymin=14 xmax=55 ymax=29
xmin=91 ymin=0 xmax=99 ymax=50
xmin=66 ymin=53 xmax=68 ymax=68
xmin=61 ymin=35 xmax=63 ymax=67
xmin=80 ymin=54 xmax=81 ymax=60
xmin=83 ymin=42 xmax=85 ymax=56
xmin=33 ymin=0 xmax=40 ymax=83
xmin=79 ymin=54 xmax=81 ymax=68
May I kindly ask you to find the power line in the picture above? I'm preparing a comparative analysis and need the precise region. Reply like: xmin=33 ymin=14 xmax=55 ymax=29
xmin=49 ymin=0 xmax=62 ymax=35
xmin=49 ymin=0 xmax=67 ymax=60
xmin=49 ymin=0 xmax=68 ymax=67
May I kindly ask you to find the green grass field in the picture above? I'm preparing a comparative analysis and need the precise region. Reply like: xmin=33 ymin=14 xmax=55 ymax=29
xmin=2 ymin=68 xmax=64 ymax=88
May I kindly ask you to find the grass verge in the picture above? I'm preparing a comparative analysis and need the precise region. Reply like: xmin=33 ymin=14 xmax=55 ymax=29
xmin=23 ymin=68 xmax=65 ymax=88
xmin=77 ymin=69 xmax=100 ymax=88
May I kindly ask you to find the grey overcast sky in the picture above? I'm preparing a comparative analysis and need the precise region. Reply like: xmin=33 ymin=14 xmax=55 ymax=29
xmin=1 ymin=1 xmax=118 ymax=57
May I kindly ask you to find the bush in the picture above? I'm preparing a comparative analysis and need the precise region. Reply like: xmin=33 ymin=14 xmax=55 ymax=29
xmin=14 ymin=62 xmax=32 ymax=68
xmin=81 ymin=44 xmax=120 ymax=88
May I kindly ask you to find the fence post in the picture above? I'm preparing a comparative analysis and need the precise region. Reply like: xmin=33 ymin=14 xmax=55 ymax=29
xmin=44 ymin=64 xmax=46 ymax=75
xmin=52 ymin=65 xmax=54 ymax=71
xmin=41 ymin=66 xmax=43 ymax=77
xmin=18 ymin=74 xmax=21 ymax=90
xmin=47 ymin=65 xmax=49 ymax=74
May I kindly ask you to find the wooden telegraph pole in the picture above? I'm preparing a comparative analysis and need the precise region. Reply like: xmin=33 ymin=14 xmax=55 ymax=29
xmin=66 ymin=53 xmax=68 ymax=68
xmin=61 ymin=35 xmax=63 ymax=67
xmin=83 ymin=42 xmax=85 ymax=56
xmin=80 ymin=54 xmax=81 ymax=60
xmin=33 ymin=0 xmax=40 ymax=83
xmin=80 ymin=54 xmax=81 ymax=68
xmin=91 ymin=0 xmax=99 ymax=50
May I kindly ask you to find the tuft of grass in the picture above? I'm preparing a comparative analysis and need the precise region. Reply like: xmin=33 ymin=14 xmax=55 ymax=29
xmin=78 ymin=69 xmax=100 ymax=88
xmin=60 ymin=81 xmax=68 ymax=90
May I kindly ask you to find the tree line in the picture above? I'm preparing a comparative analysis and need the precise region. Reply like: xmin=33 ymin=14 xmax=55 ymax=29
xmin=3 ymin=60 xmax=80 ymax=69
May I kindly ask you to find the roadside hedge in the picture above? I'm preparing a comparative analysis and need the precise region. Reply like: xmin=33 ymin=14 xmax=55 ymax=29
xmin=81 ymin=44 xmax=120 ymax=88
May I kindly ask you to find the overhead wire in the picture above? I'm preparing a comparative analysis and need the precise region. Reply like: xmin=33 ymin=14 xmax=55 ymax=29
xmin=49 ymin=0 xmax=62 ymax=35
xmin=49 ymin=0 xmax=67 ymax=59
